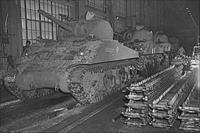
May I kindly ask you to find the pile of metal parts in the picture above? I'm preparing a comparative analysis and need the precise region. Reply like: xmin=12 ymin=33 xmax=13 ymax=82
xmin=150 ymin=69 xmax=196 ymax=128
xmin=122 ymin=65 xmax=183 ymax=126
xmin=122 ymin=65 xmax=197 ymax=129
xmin=179 ymin=82 xmax=200 ymax=131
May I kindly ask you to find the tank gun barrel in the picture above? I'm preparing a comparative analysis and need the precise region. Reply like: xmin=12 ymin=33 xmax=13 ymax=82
xmin=38 ymin=9 xmax=73 ymax=32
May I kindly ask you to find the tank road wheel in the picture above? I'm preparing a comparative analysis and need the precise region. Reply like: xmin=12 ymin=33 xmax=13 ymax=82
xmin=22 ymin=90 xmax=37 ymax=99
xmin=69 ymin=82 xmax=90 ymax=104
xmin=129 ymin=66 xmax=137 ymax=78
xmin=103 ymin=71 xmax=116 ymax=92
xmin=118 ymin=68 xmax=128 ymax=85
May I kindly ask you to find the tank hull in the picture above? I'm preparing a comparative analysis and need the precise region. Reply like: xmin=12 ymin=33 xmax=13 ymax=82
xmin=4 ymin=52 xmax=169 ymax=104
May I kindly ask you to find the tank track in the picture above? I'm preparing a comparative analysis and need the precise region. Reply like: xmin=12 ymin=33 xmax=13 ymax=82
xmin=3 ymin=54 xmax=167 ymax=103
xmin=5 ymin=81 xmax=56 ymax=101
xmin=68 ymin=54 xmax=168 ymax=104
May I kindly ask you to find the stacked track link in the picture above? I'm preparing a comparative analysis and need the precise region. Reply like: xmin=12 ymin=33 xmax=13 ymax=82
xmin=121 ymin=65 xmax=183 ymax=126
xmin=179 ymin=82 xmax=200 ymax=131
xmin=150 ymin=70 xmax=196 ymax=128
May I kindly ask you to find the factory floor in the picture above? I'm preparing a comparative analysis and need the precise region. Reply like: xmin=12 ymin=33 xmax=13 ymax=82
xmin=0 ymin=90 xmax=198 ymax=133
xmin=45 ymin=92 xmax=195 ymax=133
xmin=0 ymin=68 xmax=199 ymax=133
xmin=0 ymin=83 xmax=17 ymax=103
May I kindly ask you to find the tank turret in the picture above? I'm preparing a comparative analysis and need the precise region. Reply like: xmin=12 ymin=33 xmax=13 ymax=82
xmin=154 ymin=32 xmax=171 ymax=53
xmin=154 ymin=32 xmax=168 ymax=43
xmin=123 ymin=28 xmax=155 ymax=55
xmin=38 ymin=9 xmax=113 ymax=40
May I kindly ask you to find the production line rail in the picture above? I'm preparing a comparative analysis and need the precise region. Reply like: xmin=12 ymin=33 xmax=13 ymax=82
xmin=179 ymin=81 xmax=200 ymax=131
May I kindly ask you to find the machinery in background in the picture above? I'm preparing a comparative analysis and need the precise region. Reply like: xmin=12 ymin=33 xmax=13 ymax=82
xmin=3 ymin=10 xmax=169 ymax=104
xmin=153 ymin=32 xmax=171 ymax=54
xmin=120 ymin=27 xmax=172 ymax=59
xmin=192 ymin=45 xmax=200 ymax=57
xmin=122 ymin=27 xmax=154 ymax=55
xmin=190 ymin=46 xmax=200 ymax=68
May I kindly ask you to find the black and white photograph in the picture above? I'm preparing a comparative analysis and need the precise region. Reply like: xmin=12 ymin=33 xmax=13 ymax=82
xmin=0 ymin=0 xmax=199 ymax=132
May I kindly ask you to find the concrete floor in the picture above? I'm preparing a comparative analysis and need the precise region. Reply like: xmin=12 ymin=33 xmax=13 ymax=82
xmin=0 ymin=84 xmax=17 ymax=103
xmin=56 ymin=93 xmax=196 ymax=133
xmin=0 ymin=90 xmax=198 ymax=133
xmin=38 ymin=90 xmax=197 ymax=133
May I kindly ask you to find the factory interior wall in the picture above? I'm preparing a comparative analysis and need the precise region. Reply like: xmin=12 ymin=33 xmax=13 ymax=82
xmin=0 ymin=0 xmax=198 ymax=59
xmin=49 ymin=0 xmax=76 ymax=19
xmin=0 ymin=0 xmax=22 ymax=59
xmin=0 ymin=0 xmax=167 ymax=60
xmin=77 ymin=0 xmax=198 ymax=55
xmin=163 ymin=0 xmax=199 ymax=55
xmin=125 ymin=0 xmax=165 ymax=31
xmin=78 ymin=0 xmax=166 ymax=32
xmin=1 ymin=0 xmax=76 ymax=60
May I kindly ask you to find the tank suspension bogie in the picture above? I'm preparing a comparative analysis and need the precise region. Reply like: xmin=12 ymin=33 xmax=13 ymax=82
xmin=118 ymin=68 xmax=129 ymax=84
xmin=103 ymin=70 xmax=116 ymax=90
xmin=67 ymin=54 xmax=168 ymax=104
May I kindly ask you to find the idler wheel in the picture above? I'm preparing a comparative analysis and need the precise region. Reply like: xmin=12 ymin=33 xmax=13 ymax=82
xmin=103 ymin=71 xmax=116 ymax=90
xmin=68 ymin=82 xmax=90 ymax=104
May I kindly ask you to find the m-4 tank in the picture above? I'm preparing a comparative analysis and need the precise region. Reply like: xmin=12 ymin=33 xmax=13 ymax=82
xmin=4 ymin=10 xmax=169 ymax=104
xmin=123 ymin=29 xmax=172 ymax=55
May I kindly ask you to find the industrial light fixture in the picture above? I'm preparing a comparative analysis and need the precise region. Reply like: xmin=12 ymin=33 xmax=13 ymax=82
xmin=185 ymin=7 xmax=193 ymax=16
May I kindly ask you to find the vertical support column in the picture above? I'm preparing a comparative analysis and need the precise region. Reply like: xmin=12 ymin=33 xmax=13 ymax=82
xmin=144 ymin=0 xmax=148 ymax=28
xmin=140 ymin=0 xmax=145 ymax=25
xmin=131 ymin=0 xmax=136 ymax=29
xmin=126 ymin=0 xmax=131 ymax=27
xmin=78 ymin=0 xmax=87 ymax=18
xmin=160 ymin=0 xmax=164 ymax=31
xmin=163 ymin=0 xmax=167 ymax=32
xmin=105 ymin=0 xmax=114 ymax=29
xmin=135 ymin=0 xmax=140 ymax=25
xmin=198 ymin=27 xmax=199 ymax=45
xmin=198 ymin=1 xmax=200 ymax=46
xmin=158 ymin=0 xmax=164 ymax=31
xmin=153 ymin=0 xmax=157 ymax=31
xmin=126 ymin=0 xmax=128 ymax=26
xmin=157 ymin=0 xmax=160 ymax=30
xmin=150 ymin=0 xmax=153 ymax=31
xmin=70 ymin=0 xmax=78 ymax=20
xmin=16 ymin=0 xmax=23 ymax=57
xmin=4 ymin=0 xmax=22 ymax=59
